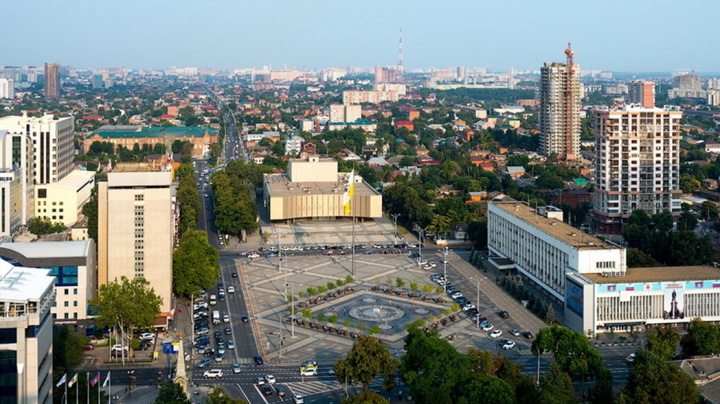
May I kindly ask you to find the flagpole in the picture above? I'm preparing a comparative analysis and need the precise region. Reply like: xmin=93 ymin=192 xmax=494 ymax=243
xmin=76 ymin=375 xmax=79 ymax=404
xmin=97 ymin=372 xmax=100 ymax=404
xmin=65 ymin=378 xmax=68 ymax=404
xmin=351 ymin=185 xmax=355 ymax=276
xmin=87 ymin=373 xmax=90 ymax=404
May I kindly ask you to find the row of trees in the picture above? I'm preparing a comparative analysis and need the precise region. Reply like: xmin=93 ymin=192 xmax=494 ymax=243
xmin=211 ymin=160 xmax=272 ymax=236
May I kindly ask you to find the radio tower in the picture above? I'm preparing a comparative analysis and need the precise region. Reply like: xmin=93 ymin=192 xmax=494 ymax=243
xmin=397 ymin=29 xmax=404 ymax=83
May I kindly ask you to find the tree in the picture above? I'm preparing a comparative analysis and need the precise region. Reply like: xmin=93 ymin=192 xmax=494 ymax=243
xmin=465 ymin=377 xmax=517 ymax=404
xmin=645 ymin=324 xmax=681 ymax=361
xmin=626 ymin=248 xmax=656 ymax=267
xmin=334 ymin=336 xmax=399 ymax=392
xmin=53 ymin=325 xmax=87 ymax=375
xmin=677 ymin=211 xmax=698 ymax=232
xmin=27 ymin=217 xmax=66 ymax=236
xmin=681 ymin=318 xmax=720 ymax=357
xmin=89 ymin=276 xmax=163 ymax=342
xmin=155 ymin=382 xmax=191 ymax=404
xmin=83 ymin=185 xmax=99 ymax=243
xmin=700 ymin=200 xmax=719 ymax=219
xmin=173 ymin=230 xmax=220 ymax=297
xmin=538 ymin=362 xmax=576 ymax=404
xmin=622 ymin=349 xmax=699 ymax=404
xmin=205 ymin=387 xmax=248 ymax=404
xmin=341 ymin=391 xmax=388 ymax=404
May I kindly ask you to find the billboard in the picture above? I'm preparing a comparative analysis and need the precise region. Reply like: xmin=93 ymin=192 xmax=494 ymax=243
xmin=565 ymin=280 xmax=584 ymax=316
xmin=662 ymin=282 xmax=685 ymax=320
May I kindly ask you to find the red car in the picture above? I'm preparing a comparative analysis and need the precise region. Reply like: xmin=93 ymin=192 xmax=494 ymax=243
xmin=83 ymin=344 xmax=94 ymax=351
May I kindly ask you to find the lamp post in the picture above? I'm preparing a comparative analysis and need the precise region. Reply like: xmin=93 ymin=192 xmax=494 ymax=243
xmin=391 ymin=213 xmax=400 ymax=245
xmin=473 ymin=276 xmax=487 ymax=329
xmin=417 ymin=228 xmax=424 ymax=266
xmin=443 ymin=247 xmax=449 ymax=294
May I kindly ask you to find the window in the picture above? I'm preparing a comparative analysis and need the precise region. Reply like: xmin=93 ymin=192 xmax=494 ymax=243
xmin=73 ymin=301 xmax=77 ymax=307
xmin=38 ymin=189 xmax=47 ymax=198
xmin=64 ymin=289 xmax=69 ymax=295
xmin=73 ymin=289 xmax=77 ymax=295
xmin=64 ymin=301 xmax=69 ymax=307
xmin=64 ymin=313 xmax=69 ymax=319
xmin=135 ymin=194 xmax=144 ymax=201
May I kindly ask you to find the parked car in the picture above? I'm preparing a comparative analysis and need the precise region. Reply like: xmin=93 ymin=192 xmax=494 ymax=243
xmin=482 ymin=323 xmax=494 ymax=331
xmin=83 ymin=344 xmax=94 ymax=351
xmin=265 ymin=375 xmax=276 ymax=384
xmin=139 ymin=332 xmax=155 ymax=340
xmin=509 ymin=329 xmax=521 ymax=337
xmin=489 ymin=330 xmax=503 ymax=338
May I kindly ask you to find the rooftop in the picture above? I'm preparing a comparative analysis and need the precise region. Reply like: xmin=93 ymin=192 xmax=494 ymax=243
xmin=265 ymin=173 xmax=379 ymax=198
xmin=113 ymin=162 xmax=167 ymax=173
xmin=41 ymin=170 xmax=95 ymax=190
xmin=90 ymin=125 xmax=216 ymax=139
xmin=492 ymin=202 xmax=618 ymax=250
xmin=0 ymin=260 xmax=54 ymax=302
xmin=586 ymin=266 xmax=720 ymax=284
xmin=0 ymin=240 xmax=92 ymax=259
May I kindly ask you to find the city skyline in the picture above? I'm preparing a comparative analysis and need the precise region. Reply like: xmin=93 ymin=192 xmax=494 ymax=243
xmin=4 ymin=0 xmax=720 ymax=73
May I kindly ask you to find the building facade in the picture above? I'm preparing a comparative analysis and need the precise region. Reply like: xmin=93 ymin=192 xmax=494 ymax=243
xmin=85 ymin=126 xmax=218 ymax=159
xmin=34 ymin=170 xmax=95 ymax=226
xmin=0 ymin=113 xmax=74 ymax=185
xmin=329 ymin=104 xmax=362 ymax=124
xmin=284 ymin=135 xmax=305 ymax=155
xmin=593 ymin=105 xmax=682 ymax=234
xmin=263 ymin=156 xmax=382 ymax=221
xmin=0 ymin=129 xmax=33 ymax=237
xmin=487 ymin=202 xmax=720 ymax=334
xmin=98 ymin=163 xmax=173 ymax=315
xmin=0 ymin=79 xmax=13 ymax=99
xmin=628 ymin=80 xmax=655 ymax=108
xmin=342 ymin=90 xmax=399 ymax=105
xmin=44 ymin=63 xmax=60 ymax=98
xmin=0 ymin=262 xmax=56 ymax=403
xmin=539 ymin=61 xmax=581 ymax=160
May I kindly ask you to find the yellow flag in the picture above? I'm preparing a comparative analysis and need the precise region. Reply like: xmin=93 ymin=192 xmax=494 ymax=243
xmin=343 ymin=170 xmax=355 ymax=215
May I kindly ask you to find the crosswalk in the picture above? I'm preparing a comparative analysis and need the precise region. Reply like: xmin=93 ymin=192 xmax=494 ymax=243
xmin=283 ymin=380 xmax=343 ymax=396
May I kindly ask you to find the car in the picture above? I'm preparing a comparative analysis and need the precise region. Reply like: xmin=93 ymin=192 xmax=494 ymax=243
xmin=254 ymin=355 xmax=264 ymax=365
xmin=214 ymin=353 xmax=224 ymax=362
xmin=248 ymin=253 xmax=260 ymax=258
xmin=139 ymin=332 xmax=155 ymax=340
xmin=194 ymin=312 xmax=208 ymax=319
xmin=214 ymin=331 xmax=222 ymax=339
xmin=266 ymin=253 xmax=277 ymax=258
xmin=489 ymin=330 xmax=503 ymax=338
xmin=223 ymin=314 xmax=230 ymax=323
xmin=241 ymin=316 xmax=249 ymax=323
xmin=82 ymin=344 xmax=94 ymax=351
xmin=294 ymin=394 xmax=304 ymax=404
xmin=428 ymin=261 xmax=437 ymax=268
xmin=216 ymin=336 xmax=224 ymax=345
xmin=203 ymin=369 xmax=223 ymax=379
xmin=418 ymin=258 xmax=427 ymax=265
xmin=300 ymin=368 xmax=317 ymax=376
xmin=231 ymin=272 xmax=238 ymax=278
xmin=193 ymin=302 xmax=208 ymax=310
xmin=451 ymin=292 xmax=463 ymax=299
xmin=256 ymin=377 xmax=266 ymax=385
xmin=218 ymin=345 xmax=226 ymax=355
xmin=197 ymin=346 xmax=207 ymax=354
xmin=466 ymin=309 xmax=478 ymax=317
xmin=262 ymin=385 xmax=273 ymax=396
xmin=197 ymin=358 xmax=212 ymax=368
xmin=463 ymin=304 xmax=476 ymax=312
xmin=139 ymin=341 xmax=153 ymax=351
xmin=232 ymin=364 xmax=242 ymax=374
xmin=227 ymin=286 xmax=235 ymax=293
xmin=277 ymin=387 xmax=286 ymax=397
xmin=110 ymin=344 xmax=128 ymax=352
xmin=509 ymin=329 xmax=521 ymax=337
xmin=522 ymin=332 xmax=534 ymax=339
xmin=499 ymin=310 xmax=510 ymax=319
xmin=265 ymin=375 xmax=276 ymax=384
xmin=502 ymin=340 xmax=516 ymax=350
xmin=625 ymin=353 xmax=636 ymax=363
xmin=218 ymin=293 xmax=226 ymax=302
xmin=365 ymin=250 xmax=374 ymax=254
xmin=224 ymin=327 xmax=232 ymax=335
xmin=482 ymin=323 xmax=494 ymax=331
xmin=327 ymin=369 xmax=336 ymax=375
xmin=203 ymin=349 xmax=215 ymax=357
xmin=446 ymin=286 xmax=456 ymax=293
xmin=227 ymin=340 xmax=235 ymax=349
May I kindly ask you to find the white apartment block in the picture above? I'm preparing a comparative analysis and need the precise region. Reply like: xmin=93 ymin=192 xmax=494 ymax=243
xmin=0 ymin=79 xmax=14 ymax=99
xmin=0 ymin=129 xmax=34 ymax=237
xmin=0 ymin=112 xmax=74 ymax=185
xmin=34 ymin=170 xmax=95 ymax=226
xmin=98 ymin=163 xmax=173 ymax=315
xmin=342 ymin=90 xmax=399 ymax=105
xmin=0 ymin=262 xmax=56 ymax=403
xmin=284 ymin=135 xmax=304 ymax=155
xmin=539 ymin=62 xmax=581 ymax=160
xmin=593 ymin=105 xmax=682 ymax=234
xmin=0 ymin=240 xmax=96 ymax=323
xmin=488 ymin=202 xmax=720 ymax=335
xmin=329 ymin=104 xmax=362 ymax=123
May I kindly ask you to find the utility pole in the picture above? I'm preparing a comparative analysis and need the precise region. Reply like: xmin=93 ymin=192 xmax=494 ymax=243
xmin=417 ymin=228 xmax=424 ymax=266
xmin=391 ymin=213 xmax=400 ymax=245
xmin=291 ymin=284 xmax=295 ymax=338
xmin=443 ymin=247 xmax=448 ymax=294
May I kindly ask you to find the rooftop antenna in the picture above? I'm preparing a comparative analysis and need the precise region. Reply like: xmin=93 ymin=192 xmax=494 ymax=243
xmin=397 ymin=29 xmax=404 ymax=83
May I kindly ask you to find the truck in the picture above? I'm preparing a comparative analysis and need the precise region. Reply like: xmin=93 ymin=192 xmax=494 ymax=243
xmin=212 ymin=311 xmax=221 ymax=325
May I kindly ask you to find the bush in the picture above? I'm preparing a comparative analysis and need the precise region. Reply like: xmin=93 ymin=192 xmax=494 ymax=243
xmin=346 ymin=275 xmax=354 ymax=284
xmin=327 ymin=282 xmax=336 ymax=290
xmin=410 ymin=282 xmax=418 ymax=291
xmin=422 ymin=284 xmax=434 ymax=293
xmin=368 ymin=325 xmax=381 ymax=335
xmin=302 ymin=309 xmax=313 ymax=319
xmin=298 ymin=291 xmax=306 ymax=299
xmin=336 ymin=279 xmax=345 ymax=287
xmin=435 ymin=287 xmax=444 ymax=294
xmin=328 ymin=314 xmax=338 ymax=323
xmin=306 ymin=288 xmax=317 ymax=296
xmin=451 ymin=303 xmax=460 ymax=312
xmin=342 ymin=319 xmax=352 ymax=328
xmin=396 ymin=278 xmax=405 ymax=288
xmin=317 ymin=285 xmax=327 ymax=293
xmin=356 ymin=323 xmax=366 ymax=331
xmin=316 ymin=313 xmax=326 ymax=322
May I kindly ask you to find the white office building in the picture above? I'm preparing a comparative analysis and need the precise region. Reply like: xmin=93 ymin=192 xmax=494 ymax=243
xmin=284 ymin=135 xmax=305 ymax=156
xmin=0 ymin=129 xmax=34 ymax=238
xmin=0 ymin=261 xmax=56 ymax=403
xmin=488 ymin=202 xmax=720 ymax=334
xmin=0 ymin=79 xmax=14 ymax=99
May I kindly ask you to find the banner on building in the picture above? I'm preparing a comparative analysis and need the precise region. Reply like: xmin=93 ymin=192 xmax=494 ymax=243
xmin=663 ymin=282 xmax=684 ymax=320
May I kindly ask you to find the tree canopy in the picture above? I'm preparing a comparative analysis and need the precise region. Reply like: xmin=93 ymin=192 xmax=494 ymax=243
xmin=334 ymin=336 xmax=399 ymax=392
xmin=621 ymin=349 xmax=699 ymax=404
xmin=154 ymin=382 xmax=191 ymax=404
xmin=89 ymin=276 xmax=163 ymax=335
xmin=173 ymin=230 xmax=220 ymax=297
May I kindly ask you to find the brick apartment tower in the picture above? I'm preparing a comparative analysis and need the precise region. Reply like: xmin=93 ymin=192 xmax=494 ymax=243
xmin=539 ymin=58 xmax=581 ymax=160
xmin=628 ymin=80 xmax=655 ymax=108
xmin=593 ymin=104 xmax=683 ymax=234
xmin=44 ymin=63 xmax=60 ymax=98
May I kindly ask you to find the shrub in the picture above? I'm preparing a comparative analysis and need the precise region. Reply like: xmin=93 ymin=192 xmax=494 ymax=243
xmin=346 ymin=275 xmax=354 ymax=284
xmin=327 ymin=282 xmax=336 ymax=290
xmin=306 ymin=288 xmax=317 ymax=296
xmin=316 ymin=312 xmax=326 ymax=322
xmin=396 ymin=278 xmax=406 ymax=288
xmin=422 ymin=284 xmax=434 ymax=293
xmin=410 ymin=282 xmax=418 ymax=291
xmin=328 ymin=314 xmax=338 ymax=323
xmin=368 ymin=325 xmax=381 ymax=335
xmin=301 ymin=309 xmax=313 ymax=319
xmin=298 ymin=291 xmax=306 ymax=299
xmin=317 ymin=285 xmax=327 ymax=293
xmin=336 ymin=279 xmax=345 ymax=287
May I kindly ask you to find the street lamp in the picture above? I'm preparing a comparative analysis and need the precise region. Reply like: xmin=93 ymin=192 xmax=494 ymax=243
xmin=473 ymin=276 xmax=487 ymax=329
xmin=417 ymin=228 xmax=424 ymax=266
xmin=391 ymin=213 xmax=401 ymax=245
xmin=443 ymin=247 xmax=448 ymax=294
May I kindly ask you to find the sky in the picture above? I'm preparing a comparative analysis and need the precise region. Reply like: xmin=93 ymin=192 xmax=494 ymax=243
xmin=5 ymin=0 xmax=720 ymax=74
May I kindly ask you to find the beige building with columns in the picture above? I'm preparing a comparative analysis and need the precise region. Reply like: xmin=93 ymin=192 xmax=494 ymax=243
xmin=97 ymin=162 xmax=173 ymax=315
xmin=263 ymin=156 xmax=382 ymax=222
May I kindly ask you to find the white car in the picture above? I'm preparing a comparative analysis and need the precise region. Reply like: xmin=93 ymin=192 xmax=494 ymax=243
xmin=293 ymin=395 xmax=304 ymax=404
xmin=482 ymin=323 xmax=494 ymax=332
xmin=227 ymin=286 xmax=235 ymax=293
xmin=462 ymin=304 xmax=476 ymax=312
xmin=110 ymin=344 xmax=128 ymax=352
xmin=193 ymin=302 xmax=208 ymax=310
xmin=489 ymin=330 xmax=503 ymax=338
xmin=451 ymin=292 xmax=463 ymax=299
xmin=502 ymin=340 xmax=516 ymax=350
xmin=203 ymin=369 xmax=223 ymax=379
xmin=223 ymin=314 xmax=230 ymax=323
xmin=265 ymin=375 xmax=276 ymax=384
xmin=139 ymin=332 xmax=155 ymax=340
xmin=256 ymin=377 xmax=265 ymax=385
xmin=300 ymin=368 xmax=317 ymax=376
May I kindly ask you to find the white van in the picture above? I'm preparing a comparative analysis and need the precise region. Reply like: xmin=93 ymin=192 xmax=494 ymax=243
xmin=209 ymin=295 xmax=217 ymax=306
xmin=212 ymin=311 xmax=221 ymax=325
